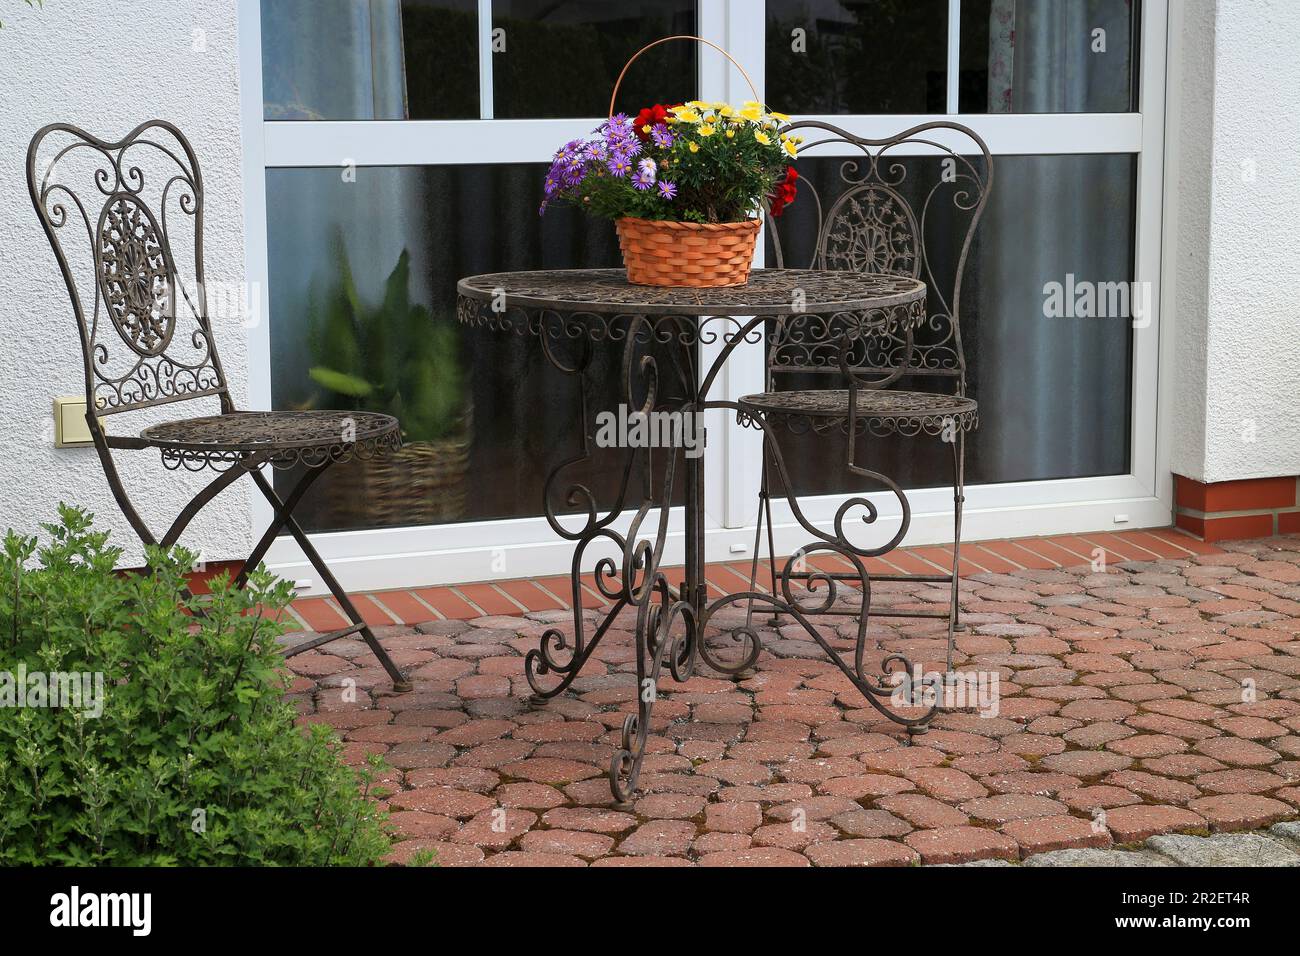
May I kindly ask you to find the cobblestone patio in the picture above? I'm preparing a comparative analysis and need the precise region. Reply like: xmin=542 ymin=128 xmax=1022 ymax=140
xmin=284 ymin=534 xmax=1300 ymax=866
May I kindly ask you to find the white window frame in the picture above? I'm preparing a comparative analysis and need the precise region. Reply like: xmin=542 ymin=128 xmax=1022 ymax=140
xmin=237 ymin=0 xmax=1172 ymax=595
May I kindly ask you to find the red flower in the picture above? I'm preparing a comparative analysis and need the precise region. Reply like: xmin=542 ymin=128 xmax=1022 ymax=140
xmin=633 ymin=104 xmax=670 ymax=140
xmin=768 ymin=166 xmax=799 ymax=217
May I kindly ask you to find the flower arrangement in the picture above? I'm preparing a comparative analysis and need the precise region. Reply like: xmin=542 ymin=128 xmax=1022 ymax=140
xmin=540 ymin=100 xmax=801 ymax=225
xmin=541 ymin=100 xmax=801 ymax=286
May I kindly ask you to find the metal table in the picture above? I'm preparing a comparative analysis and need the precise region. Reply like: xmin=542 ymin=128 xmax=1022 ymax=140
xmin=456 ymin=267 xmax=936 ymax=803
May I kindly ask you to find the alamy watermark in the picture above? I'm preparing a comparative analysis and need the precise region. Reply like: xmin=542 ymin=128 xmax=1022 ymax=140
xmin=890 ymin=667 xmax=1001 ymax=717
xmin=1043 ymin=274 xmax=1151 ymax=328
xmin=0 ymin=663 xmax=104 ymax=718
xmin=50 ymin=886 xmax=150 ymax=936
xmin=594 ymin=404 xmax=706 ymax=459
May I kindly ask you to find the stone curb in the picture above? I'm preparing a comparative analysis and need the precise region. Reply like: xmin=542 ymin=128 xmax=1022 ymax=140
xmin=938 ymin=823 xmax=1300 ymax=866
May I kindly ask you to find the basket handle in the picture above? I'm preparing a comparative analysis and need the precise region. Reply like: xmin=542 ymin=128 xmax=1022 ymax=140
xmin=608 ymin=34 xmax=760 ymax=119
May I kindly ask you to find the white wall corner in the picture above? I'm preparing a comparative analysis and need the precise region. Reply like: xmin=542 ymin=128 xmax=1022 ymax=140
xmin=1169 ymin=0 xmax=1300 ymax=485
xmin=1165 ymin=0 xmax=1216 ymax=484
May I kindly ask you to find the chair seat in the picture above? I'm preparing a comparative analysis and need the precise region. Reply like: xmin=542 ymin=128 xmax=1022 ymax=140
xmin=737 ymin=389 xmax=978 ymax=437
xmin=140 ymin=410 xmax=402 ymax=470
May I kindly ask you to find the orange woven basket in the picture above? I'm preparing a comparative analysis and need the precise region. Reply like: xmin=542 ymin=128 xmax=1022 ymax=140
xmin=609 ymin=36 xmax=762 ymax=288
xmin=616 ymin=217 xmax=760 ymax=287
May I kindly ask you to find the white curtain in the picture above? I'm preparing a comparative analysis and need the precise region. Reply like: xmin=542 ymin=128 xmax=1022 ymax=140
xmin=986 ymin=0 xmax=1134 ymax=113
xmin=261 ymin=0 xmax=408 ymax=120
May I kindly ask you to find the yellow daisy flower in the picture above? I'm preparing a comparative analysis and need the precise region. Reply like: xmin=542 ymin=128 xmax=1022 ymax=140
xmin=688 ymin=141 xmax=700 ymax=153
xmin=770 ymin=110 xmax=791 ymax=122
xmin=783 ymin=139 xmax=797 ymax=157
xmin=725 ymin=128 xmax=735 ymax=138
xmin=740 ymin=104 xmax=763 ymax=122
xmin=754 ymin=130 xmax=771 ymax=145
xmin=670 ymin=105 xmax=701 ymax=123
xmin=698 ymin=123 xmax=717 ymax=137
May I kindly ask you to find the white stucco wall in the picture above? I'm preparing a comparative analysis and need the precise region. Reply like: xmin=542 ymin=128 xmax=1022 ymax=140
xmin=1170 ymin=0 xmax=1300 ymax=484
xmin=0 ymin=0 xmax=253 ymax=564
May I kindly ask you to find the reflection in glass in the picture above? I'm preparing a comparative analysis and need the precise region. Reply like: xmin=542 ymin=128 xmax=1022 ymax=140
xmin=266 ymin=165 xmax=683 ymax=532
xmin=960 ymin=0 xmax=1139 ymax=113
xmin=261 ymin=0 xmax=478 ymax=120
xmin=401 ymin=0 xmax=482 ymax=118
xmin=765 ymin=0 xmax=949 ymax=114
xmin=766 ymin=152 xmax=1135 ymax=496
xmin=491 ymin=1 xmax=697 ymax=119
xmin=260 ymin=0 xmax=698 ymax=121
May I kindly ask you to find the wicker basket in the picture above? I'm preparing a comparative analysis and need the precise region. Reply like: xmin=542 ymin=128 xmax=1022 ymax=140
xmin=312 ymin=434 xmax=470 ymax=530
xmin=617 ymin=216 xmax=760 ymax=287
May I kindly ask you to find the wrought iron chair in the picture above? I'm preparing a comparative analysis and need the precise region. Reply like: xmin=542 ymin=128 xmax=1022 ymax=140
xmin=739 ymin=120 xmax=993 ymax=671
xmin=27 ymin=119 xmax=412 ymax=691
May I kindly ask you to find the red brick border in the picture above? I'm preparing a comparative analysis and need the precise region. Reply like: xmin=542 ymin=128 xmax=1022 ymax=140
xmin=290 ymin=527 xmax=1225 ymax=627
xmin=1175 ymin=474 xmax=1300 ymax=541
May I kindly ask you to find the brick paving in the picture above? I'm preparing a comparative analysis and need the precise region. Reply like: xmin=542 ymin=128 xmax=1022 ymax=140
xmin=282 ymin=531 xmax=1300 ymax=866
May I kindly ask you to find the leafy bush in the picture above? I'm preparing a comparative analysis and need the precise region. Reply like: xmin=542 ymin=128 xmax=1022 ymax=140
xmin=0 ymin=506 xmax=391 ymax=865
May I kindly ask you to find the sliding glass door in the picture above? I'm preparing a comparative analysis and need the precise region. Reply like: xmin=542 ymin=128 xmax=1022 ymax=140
xmin=238 ymin=0 xmax=1168 ymax=593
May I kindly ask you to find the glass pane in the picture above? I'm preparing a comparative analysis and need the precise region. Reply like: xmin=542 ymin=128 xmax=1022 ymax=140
xmin=765 ymin=0 xmax=949 ymax=114
xmin=261 ymin=0 xmax=479 ymax=120
xmin=401 ymin=0 xmax=483 ymax=119
xmin=959 ymin=0 xmax=1139 ymax=113
xmin=766 ymin=152 xmax=1136 ymax=497
xmin=491 ymin=1 xmax=697 ymax=119
xmin=265 ymin=165 xmax=682 ymax=532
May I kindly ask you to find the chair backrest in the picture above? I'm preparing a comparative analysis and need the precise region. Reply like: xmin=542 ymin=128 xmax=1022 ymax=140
xmin=765 ymin=120 xmax=993 ymax=394
xmin=27 ymin=120 xmax=230 ymax=418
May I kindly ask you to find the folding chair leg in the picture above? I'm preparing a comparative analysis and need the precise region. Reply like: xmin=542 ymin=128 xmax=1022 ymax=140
xmin=249 ymin=469 xmax=411 ymax=693
xmin=235 ymin=464 xmax=327 ymax=589
xmin=761 ymin=467 xmax=781 ymax=626
xmin=946 ymin=431 xmax=967 ymax=672
xmin=743 ymin=462 xmax=767 ymax=632
xmin=744 ymin=449 xmax=784 ymax=630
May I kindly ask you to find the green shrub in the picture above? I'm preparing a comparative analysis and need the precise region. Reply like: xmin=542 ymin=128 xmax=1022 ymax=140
xmin=0 ymin=505 xmax=391 ymax=865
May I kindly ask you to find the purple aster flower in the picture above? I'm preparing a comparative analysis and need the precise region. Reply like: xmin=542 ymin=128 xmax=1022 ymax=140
xmin=561 ymin=154 xmax=586 ymax=186
xmin=650 ymin=124 xmax=674 ymax=149
xmin=637 ymin=158 xmax=657 ymax=181
xmin=631 ymin=169 xmax=654 ymax=190
xmin=610 ymin=130 xmax=641 ymax=157
xmin=656 ymin=180 xmax=677 ymax=200
xmin=607 ymin=156 xmax=632 ymax=178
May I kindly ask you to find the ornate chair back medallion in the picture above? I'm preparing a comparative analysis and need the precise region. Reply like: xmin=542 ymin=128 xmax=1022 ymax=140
xmin=29 ymin=121 xmax=228 ymax=418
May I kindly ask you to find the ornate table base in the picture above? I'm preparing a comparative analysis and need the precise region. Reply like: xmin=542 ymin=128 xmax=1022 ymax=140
xmin=457 ymin=269 xmax=940 ymax=803
xmin=520 ymin=369 xmax=941 ymax=805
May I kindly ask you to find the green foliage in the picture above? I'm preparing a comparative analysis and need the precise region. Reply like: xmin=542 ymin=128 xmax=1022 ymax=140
xmin=307 ymin=233 xmax=466 ymax=444
xmin=0 ymin=505 xmax=391 ymax=866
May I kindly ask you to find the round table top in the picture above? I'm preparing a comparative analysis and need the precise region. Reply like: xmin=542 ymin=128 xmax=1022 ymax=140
xmin=456 ymin=268 xmax=926 ymax=317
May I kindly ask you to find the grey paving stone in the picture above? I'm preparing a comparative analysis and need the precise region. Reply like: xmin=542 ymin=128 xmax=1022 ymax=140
xmin=414 ymin=619 xmax=471 ymax=636
xmin=933 ymin=859 xmax=1015 ymax=867
xmin=1268 ymin=822 xmax=1300 ymax=845
xmin=1146 ymin=833 xmax=1300 ymax=867
xmin=1024 ymin=848 xmax=1174 ymax=867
